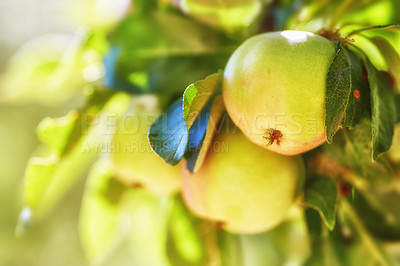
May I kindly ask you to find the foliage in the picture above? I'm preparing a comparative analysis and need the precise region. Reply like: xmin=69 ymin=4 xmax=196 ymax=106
xmin=6 ymin=0 xmax=400 ymax=265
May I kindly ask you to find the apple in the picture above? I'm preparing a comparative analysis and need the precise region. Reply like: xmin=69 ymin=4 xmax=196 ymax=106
xmin=111 ymin=95 xmax=181 ymax=195
xmin=182 ymin=122 xmax=305 ymax=234
xmin=223 ymin=31 xmax=336 ymax=155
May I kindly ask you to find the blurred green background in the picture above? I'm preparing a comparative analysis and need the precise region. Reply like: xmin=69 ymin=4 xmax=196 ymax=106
xmin=0 ymin=0 xmax=129 ymax=265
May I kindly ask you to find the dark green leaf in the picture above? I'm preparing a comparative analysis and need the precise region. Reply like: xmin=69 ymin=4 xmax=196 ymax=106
xmin=304 ymin=232 xmax=341 ymax=266
xmin=325 ymin=45 xmax=351 ymax=143
xmin=147 ymin=55 xmax=228 ymax=96
xmin=110 ymin=11 xmax=236 ymax=59
xmin=344 ymin=48 xmax=368 ymax=128
xmin=112 ymin=53 xmax=230 ymax=96
xmin=325 ymin=44 xmax=365 ymax=143
xmin=364 ymin=59 xmax=396 ymax=160
xmin=305 ymin=175 xmax=338 ymax=230
xmin=107 ymin=10 xmax=236 ymax=95
xmin=305 ymin=208 xmax=323 ymax=237
xmin=324 ymin=118 xmax=394 ymax=184
xmin=354 ymin=189 xmax=400 ymax=241
xmin=395 ymin=94 xmax=400 ymax=123
xmin=133 ymin=0 xmax=157 ymax=13
xmin=346 ymin=120 xmax=394 ymax=182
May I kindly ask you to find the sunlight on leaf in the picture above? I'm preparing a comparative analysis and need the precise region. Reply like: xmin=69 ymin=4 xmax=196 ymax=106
xmin=36 ymin=111 xmax=78 ymax=156
xmin=183 ymin=72 xmax=221 ymax=130
xmin=79 ymin=159 xmax=126 ymax=265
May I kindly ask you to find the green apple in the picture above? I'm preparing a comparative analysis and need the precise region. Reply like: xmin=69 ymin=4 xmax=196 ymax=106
xmin=223 ymin=31 xmax=336 ymax=155
xmin=182 ymin=122 xmax=304 ymax=234
xmin=111 ymin=95 xmax=181 ymax=195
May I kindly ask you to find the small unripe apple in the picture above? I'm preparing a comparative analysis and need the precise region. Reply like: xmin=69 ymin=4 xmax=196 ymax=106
xmin=111 ymin=95 xmax=181 ymax=195
xmin=182 ymin=122 xmax=304 ymax=234
xmin=223 ymin=31 xmax=336 ymax=155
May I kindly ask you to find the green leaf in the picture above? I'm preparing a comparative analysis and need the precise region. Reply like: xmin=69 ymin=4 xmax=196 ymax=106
xmin=395 ymin=94 xmax=400 ymax=123
xmin=305 ymin=175 xmax=338 ymax=230
xmin=325 ymin=44 xmax=365 ymax=143
xmin=343 ymin=119 xmax=394 ymax=184
xmin=21 ymin=92 xmax=131 ymax=221
xmin=341 ymin=200 xmax=394 ymax=265
xmin=178 ymin=0 xmax=264 ymax=32
xmin=79 ymin=159 xmax=126 ymax=265
xmin=36 ymin=111 xmax=78 ymax=156
xmin=108 ymin=10 xmax=236 ymax=95
xmin=305 ymin=208 xmax=323 ymax=237
xmin=364 ymin=58 xmax=396 ymax=160
xmin=148 ymin=98 xmax=188 ymax=165
xmin=0 ymin=33 xmax=89 ymax=105
xmin=149 ymin=85 xmax=225 ymax=167
xmin=370 ymin=37 xmax=400 ymax=90
xmin=217 ymin=231 xmax=243 ymax=266
xmin=354 ymin=189 xmax=400 ymax=241
xmin=324 ymin=118 xmax=394 ymax=184
xmin=80 ymin=161 xmax=172 ymax=266
xmin=348 ymin=34 xmax=388 ymax=71
xmin=304 ymin=230 xmax=342 ymax=266
xmin=325 ymin=44 xmax=351 ymax=142
xmin=116 ymin=190 xmax=172 ymax=266
xmin=348 ymin=24 xmax=400 ymax=37
xmin=110 ymin=11 xmax=236 ymax=59
xmin=35 ymin=89 xmax=119 ymax=157
xmin=345 ymin=49 xmax=367 ymax=127
xmin=167 ymin=197 xmax=206 ymax=265
xmin=183 ymin=72 xmax=221 ymax=130
xmin=133 ymin=0 xmax=157 ymax=13
xmin=23 ymin=157 xmax=57 ymax=209
xmin=148 ymin=55 xmax=229 ymax=96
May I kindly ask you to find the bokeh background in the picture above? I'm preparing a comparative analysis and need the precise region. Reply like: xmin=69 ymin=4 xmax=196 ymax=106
xmin=0 ymin=0 xmax=129 ymax=265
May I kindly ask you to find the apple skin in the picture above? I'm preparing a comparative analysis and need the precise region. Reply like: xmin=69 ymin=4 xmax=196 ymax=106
xmin=182 ymin=123 xmax=305 ymax=234
xmin=111 ymin=95 xmax=181 ymax=195
xmin=223 ymin=31 xmax=336 ymax=155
